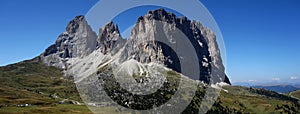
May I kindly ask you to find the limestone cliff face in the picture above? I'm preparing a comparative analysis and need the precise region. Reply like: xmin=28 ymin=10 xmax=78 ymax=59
xmin=40 ymin=9 xmax=230 ymax=84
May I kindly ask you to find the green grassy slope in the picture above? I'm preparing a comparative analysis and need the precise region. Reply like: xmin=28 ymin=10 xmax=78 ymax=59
xmin=0 ymin=59 xmax=300 ymax=113
xmin=207 ymin=86 xmax=300 ymax=114
xmin=0 ymin=59 xmax=92 ymax=113
xmin=0 ymin=104 xmax=92 ymax=114
xmin=290 ymin=90 xmax=300 ymax=99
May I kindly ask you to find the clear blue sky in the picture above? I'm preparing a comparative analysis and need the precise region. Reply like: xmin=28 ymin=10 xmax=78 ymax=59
xmin=0 ymin=0 xmax=299 ymax=84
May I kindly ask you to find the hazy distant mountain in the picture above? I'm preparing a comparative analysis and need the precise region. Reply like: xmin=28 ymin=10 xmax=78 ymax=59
xmin=252 ymin=85 xmax=300 ymax=93
xmin=233 ymin=80 xmax=300 ymax=88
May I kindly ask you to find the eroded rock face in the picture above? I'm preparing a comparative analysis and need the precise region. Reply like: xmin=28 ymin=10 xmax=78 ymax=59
xmin=40 ymin=9 xmax=230 ymax=84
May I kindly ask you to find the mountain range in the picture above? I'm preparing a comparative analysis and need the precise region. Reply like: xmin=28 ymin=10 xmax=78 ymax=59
xmin=39 ymin=8 xmax=230 ymax=85
xmin=252 ymin=85 xmax=300 ymax=93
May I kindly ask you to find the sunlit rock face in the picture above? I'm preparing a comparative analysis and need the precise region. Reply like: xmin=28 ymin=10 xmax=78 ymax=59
xmin=40 ymin=15 xmax=98 ymax=69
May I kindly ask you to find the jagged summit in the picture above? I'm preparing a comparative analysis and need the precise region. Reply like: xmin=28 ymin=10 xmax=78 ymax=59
xmin=41 ymin=15 xmax=98 ymax=68
xmin=66 ymin=15 xmax=85 ymax=34
xmin=138 ymin=8 xmax=189 ymax=25
xmin=138 ymin=8 xmax=175 ymax=22
xmin=98 ymin=21 xmax=120 ymax=36
xmin=97 ymin=21 xmax=125 ymax=54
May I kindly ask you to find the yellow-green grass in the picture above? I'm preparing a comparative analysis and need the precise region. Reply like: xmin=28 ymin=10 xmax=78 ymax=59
xmin=0 ymin=59 xmax=81 ymax=106
xmin=0 ymin=104 xmax=92 ymax=114
xmin=290 ymin=90 xmax=300 ymax=99
xmin=214 ymin=86 xmax=300 ymax=114
xmin=1 ymin=59 xmax=300 ymax=113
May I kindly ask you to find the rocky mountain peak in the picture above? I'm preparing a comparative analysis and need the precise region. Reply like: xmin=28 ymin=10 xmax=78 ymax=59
xmin=98 ymin=22 xmax=121 ymax=42
xmin=125 ymin=9 xmax=230 ymax=84
xmin=66 ymin=15 xmax=85 ymax=34
xmin=139 ymin=8 xmax=190 ymax=26
xmin=41 ymin=15 xmax=98 ymax=69
xmin=144 ymin=8 xmax=176 ymax=22
xmin=99 ymin=22 xmax=120 ymax=35
xmin=97 ymin=22 xmax=125 ymax=54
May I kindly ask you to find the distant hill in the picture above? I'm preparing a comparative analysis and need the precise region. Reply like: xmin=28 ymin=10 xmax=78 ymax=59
xmin=290 ymin=90 xmax=300 ymax=99
xmin=252 ymin=85 xmax=300 ymax=93
xmin=209 ymin=86 xmax=300 ymax=114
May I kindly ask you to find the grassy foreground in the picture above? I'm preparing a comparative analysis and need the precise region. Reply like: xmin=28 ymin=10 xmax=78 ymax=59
xmin=0 ymin=59 xmax=93 ymax=113
xmin=0 ymin=58 xmax=81 ymax=106
xmin=0 ymin=104 xmax=92 ymax=114
xmin=0 ymin=59 xmax=300 ymax=113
